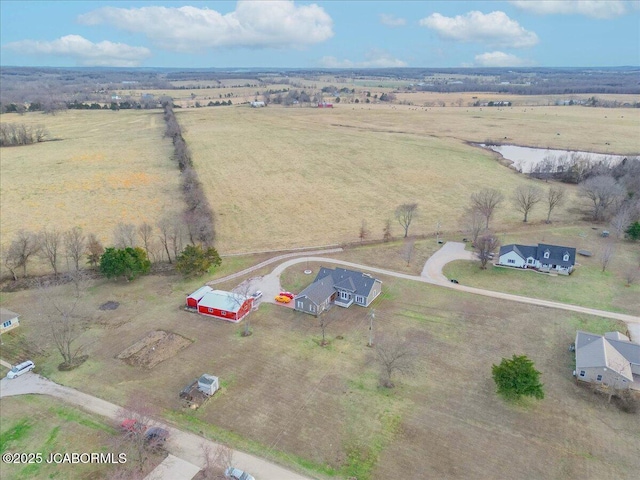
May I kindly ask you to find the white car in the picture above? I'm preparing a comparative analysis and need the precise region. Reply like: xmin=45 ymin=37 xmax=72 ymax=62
xmin=225 ymin=467 xmax=255 ymax=480
xmin=6 ymin=360 xmax=35 ymax=379
xmin=251 ymin=291 xmax=263 ymax=300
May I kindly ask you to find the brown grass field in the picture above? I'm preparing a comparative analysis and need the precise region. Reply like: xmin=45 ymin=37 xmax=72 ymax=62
xmin=178 ymin=103 xmax=639 ymax=254
xmin=1 ymin=248 xmax=639 ymax=479
xmin=0 ymin=110 xmax=180 ymax=253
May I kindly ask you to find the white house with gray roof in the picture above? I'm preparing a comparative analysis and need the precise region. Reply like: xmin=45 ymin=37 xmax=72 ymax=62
xmin=498 ymin=243 xmax=576 ymax=274
xmin=294 ymin=267 xmax=382 ymax=316
xmin=575 ymin=331 xmax=640 ymax=390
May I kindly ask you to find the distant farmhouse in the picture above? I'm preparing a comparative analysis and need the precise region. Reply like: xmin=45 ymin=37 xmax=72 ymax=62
xmin=498 ymin=243 xmax=576 ymax=275
xmin=574 ymin=331 xmax=640 ymax=390
xmin=0 ymin=308 xmax=20 ymax=334
xmin=250 ymin=101 xmax=265 ymax=107
xmin=294 ymin=267 xmax=381 ymax=316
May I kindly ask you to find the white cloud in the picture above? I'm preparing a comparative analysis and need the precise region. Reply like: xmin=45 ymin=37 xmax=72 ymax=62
xmin=474 ymin=51 xmax=531 ymax=67
xmin=78 ymin=1 xmax=333 ymax=52
xmin=3 ymin=35 xmax=150 ymax=67
xmin=419 ymin=11 xmax=538 ymax=48
xmin=319 ymin=51 xmax=407 ymax=68
xmin=379 ymin=13 xmax=406 ymax=27
xmin=509 ymin=1 xmax=631 ymax=19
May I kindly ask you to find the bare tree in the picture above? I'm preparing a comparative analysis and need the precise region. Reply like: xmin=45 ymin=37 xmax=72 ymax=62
xmin=168 ymin=220 xmax=185 ymax=262
xmin=579 ymin=175 xmax=625 ymax=221
xmin=475 ymin=234 xmax=500 ymax=269
xmin=471 ymin=189 xmax=504 ymax=229
xmin=624 ymin=267 xmax=638 ymax=287
xmin=137 ymin=223 xmax=154 ymax=258
xmin=600 ymin=243 xmax=615 ymax=273
xmin=40 ymin=272 xmax=89 ymax=369
xmin=157 ymin=217 xmax=173 ymax=263
xmin=318 ymin=307 xmax=338 ymax=347
xmin=64 ymin=227 xmax=86 ymax=272
xmin=367 ymin=309 xmax=375 ymax=348
xmin=5 ymin=230 xmax=41 ymax=278
xmin=199 ymin=443 xmax=234 ymax=479
xmin=39 ymin=228 xmax=61 ymax=277
xmin=232 ymin=281 xmax=254 ymax=337
xmin=461 ymin=208 xmax=485 ymax=246
xmin=610 ymin=206 xmax=632 ymax=239
xmin=116 ymin=395 xmax=161 ymax=473
xmin=114 ymin=223 xmax=137 ymax=249
xmin=401 ymin=238 xmax=415 ymax=266
xmin=358 ymin=219 xmax=370 ymax=243
xmin=545 ymin=185 xmax=566 ymax=223
xmin=395 ymin=203 xmax=418 ymax=238
xmin=513 ymin=185 xmax=543 ymax=222
xmin=382 ymin=218 xmax=393 ymax=242
xmin=86 ymin=233 xmax=104 ymax=268
xmin=376 ymin=337 xmax=416 ymax=388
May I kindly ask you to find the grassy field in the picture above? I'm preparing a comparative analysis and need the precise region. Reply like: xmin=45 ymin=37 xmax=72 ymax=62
xmin=178 ymin=103 xmax=639 ymax=254
xmin=1 ymin=262 xmax=638 ymax=479
xmin=0 ymin=395 xmax=158 ymax=479
xmin=443 ymin=226 xmax=640 ymax=315
xmin=0 ymin=110 xmax=180 ymax=255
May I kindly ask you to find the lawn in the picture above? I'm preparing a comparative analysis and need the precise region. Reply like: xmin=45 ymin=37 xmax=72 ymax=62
xmin=0 ymin=109 xmax=180 ymax=264
xmin=0 ymin=395 xmax=162 ymax=479
xmin=1 ymin=266 xmax=638 ymax=479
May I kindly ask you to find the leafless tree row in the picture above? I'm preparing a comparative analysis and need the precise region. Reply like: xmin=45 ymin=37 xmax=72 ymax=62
xmin=0 ymin=123 xmax=48 ymax=146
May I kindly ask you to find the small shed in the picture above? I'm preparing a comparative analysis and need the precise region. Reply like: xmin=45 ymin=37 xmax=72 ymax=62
xmin=198 ymin=374 xmax=219 ymax=395
xmin=186 ymin=286 xmax=214 ymax=308
xmin=0 ymin=308 xmax=20 ymax=334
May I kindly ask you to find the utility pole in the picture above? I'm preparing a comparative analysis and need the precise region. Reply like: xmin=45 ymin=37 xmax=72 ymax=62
xmin=368 ymin=309 xmax=375 ymax=347
xmin=436 ymin=221 xmax=441 ymax=244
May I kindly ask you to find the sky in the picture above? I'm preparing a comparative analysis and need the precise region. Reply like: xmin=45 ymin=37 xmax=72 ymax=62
xmin=1 ymin=1 xmax=638 ymax=68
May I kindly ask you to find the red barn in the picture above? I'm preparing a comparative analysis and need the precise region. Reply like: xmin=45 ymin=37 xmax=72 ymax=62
xmin=197 ymin=290 xmax=253 ymax=323
xmin=186 ymin=286 xmax=213 ymax=308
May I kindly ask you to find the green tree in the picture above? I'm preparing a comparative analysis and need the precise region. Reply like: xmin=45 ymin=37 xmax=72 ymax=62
xmin=625 ymin=221 xmax=640 ymax=241
xmin=175 ymin=244 xmax=221 ymax=277
xmin=492 ymin=354 xmax=544 ymax=400
xmin=99 ymin=247 xmax=151 ymax=281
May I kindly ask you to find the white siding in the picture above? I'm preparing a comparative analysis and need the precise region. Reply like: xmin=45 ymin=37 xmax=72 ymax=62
xmin=499 ymin=251 xmax=525 ymax=268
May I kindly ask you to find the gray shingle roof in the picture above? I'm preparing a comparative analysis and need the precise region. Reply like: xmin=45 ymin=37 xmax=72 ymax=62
xmin=296 ymin=276 xmax=337 ymax=306
xmin=0 ymin=308 xmax=19 ymax=324
xmin=575 ymin=331 xmax=639 ymax=381
xmin=537 ymin=243 xmax=576 ymax=267
xmin=315 ymin=267 xmax=380 ymax=297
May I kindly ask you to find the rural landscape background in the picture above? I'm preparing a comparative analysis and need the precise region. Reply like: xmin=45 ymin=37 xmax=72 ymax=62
xmin=1 ymin=1 xmax=640 ymax=479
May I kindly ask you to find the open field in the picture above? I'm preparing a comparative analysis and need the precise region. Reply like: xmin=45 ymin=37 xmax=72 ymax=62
xmin=443 ymin=226 xmax=640 ymax=315
xmin=0 ymin=395 xmax=145 ymax=479
xmin=1 ymin=261 xmax=638 ymax=479
xmin=0 ymin=110 xmax=180 ymax=255
xmin=178 ymin=103 xmax=638 ymax=254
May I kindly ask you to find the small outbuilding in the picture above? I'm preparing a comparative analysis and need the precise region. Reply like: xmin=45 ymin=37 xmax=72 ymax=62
xmin=186 ymin=286 xmax=214 ymax=308
xmin=0 ymin=308 xmax=20 ymax=334
xmin=198 ymin=374 xmax=219 ymax=395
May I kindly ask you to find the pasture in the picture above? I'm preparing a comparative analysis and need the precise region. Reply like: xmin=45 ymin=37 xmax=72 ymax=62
xmin=0 ymin=110 xmax=180 ymax=254
xmin=178 ymin=103 xmax=639 ymax=254
xmin=1 ymin=255 xmax=638 ymax=479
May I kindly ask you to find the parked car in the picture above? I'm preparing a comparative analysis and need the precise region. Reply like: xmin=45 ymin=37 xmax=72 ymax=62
xmin=144 ymin=427 xmax=169 ymax=449
xmin=279 ymin=291 xmax=294 ymax=300
xmin=275 ymin=295 xmax=292 ymax=303
xmin=251 ymin=290 xmax=263 ymax=300
xmin=450 ymin=279 xmax=459 ymax=284
xmin=120 ymin=419 xmax=146 ymax=434
xmin=225 ymin=467 xmax=255 ymax=480
xmin=6 ymin=360 xmax=35 ymax=379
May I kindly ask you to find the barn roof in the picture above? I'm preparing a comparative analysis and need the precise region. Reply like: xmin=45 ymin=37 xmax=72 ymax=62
xmin=187 ymin=286 xmax=213 ymax=300
xmin=198 ymin=290 xmax=248 ymax=312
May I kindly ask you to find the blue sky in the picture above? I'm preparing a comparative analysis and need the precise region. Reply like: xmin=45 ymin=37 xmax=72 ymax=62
xmin=1 ymin=1 xmax=638 ymax=68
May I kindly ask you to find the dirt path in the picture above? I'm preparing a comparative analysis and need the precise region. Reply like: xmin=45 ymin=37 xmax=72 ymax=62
xmin=0 ymin=374 xmax=313 ymax=480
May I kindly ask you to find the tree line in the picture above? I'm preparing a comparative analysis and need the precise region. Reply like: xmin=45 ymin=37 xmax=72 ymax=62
xmin=0 ymin=123 xmax=48 ymax=146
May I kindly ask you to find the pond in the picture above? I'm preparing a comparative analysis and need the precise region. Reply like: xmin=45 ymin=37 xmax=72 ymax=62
xmin=477 ymin=144 xmax=632 ymax=173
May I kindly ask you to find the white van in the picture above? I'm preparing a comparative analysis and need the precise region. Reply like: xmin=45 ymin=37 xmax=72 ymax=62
xmin=6 ymin=360 xmax=35 ymax=379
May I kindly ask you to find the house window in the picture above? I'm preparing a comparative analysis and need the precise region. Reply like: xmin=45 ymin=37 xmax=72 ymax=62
xmin=579 ymin=370 xmax=586 ymax=377
xmin=508 ymin=259 xmax=515 ymax=264
xmin=356 ymin=295 xmax=364 ymax=304
xmin=596 ymin=374 xmax=603 ymax=382
xmin=563 ymin=253 xmax=569 ymax=261
xmin=2 ymin=320 xmax=12 ymax=328
xmin=310 ymin=305 xmax=316 ymax=313
xmin=544 ymin=251 xmax=550 ymax=259
xmin=527 ymin=258 xmax=534 ymax=264
xmin=222 ymin=311 xmax=226 ymax=316
xmin=208 ymin=308 xmax=213 ymax=313
xmin=296 ymin=301 xmax=303 ymax=309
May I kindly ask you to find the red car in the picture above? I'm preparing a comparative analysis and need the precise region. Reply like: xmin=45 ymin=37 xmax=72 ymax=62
xmin=279 ymin=291 xmax=295 ymax=300
xmin=121 ymin=419 xmax=146 ymax=434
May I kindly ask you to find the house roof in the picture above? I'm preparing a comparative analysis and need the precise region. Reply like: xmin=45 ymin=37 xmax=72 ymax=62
xmin=198 ymin=290 xmax=248 ymax=312
xmin=0 ymin=308 xmax=19 ymax=323
xmin=315 ymin=267 xmax=381 ymax=297
xmin=499 ymin=244 xmax=537 ymax=260
xmin=296 ymin=276 xmax=337 ymax=306
xmin=575 ymin=331 xmax=640 ymax=381
xmin=499 ymin=243 xmax=576 ymax=267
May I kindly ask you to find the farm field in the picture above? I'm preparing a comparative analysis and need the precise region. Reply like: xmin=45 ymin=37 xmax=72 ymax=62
xmin=0 ymin=395 xmax=154 ymax=479
xmin=0 ymin=109 xmax=180 ymax=254
xmin=179 ymin=103 xmax=639 ymax=254
xmin=1 ymin=264 xmax=638 ymax=479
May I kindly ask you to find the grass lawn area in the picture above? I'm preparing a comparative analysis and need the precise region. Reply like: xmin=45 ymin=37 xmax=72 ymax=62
xmin=0 ymin=395 xmax=162 ymax=479
xmin=1 ymin=267 xmax=638 ymax=479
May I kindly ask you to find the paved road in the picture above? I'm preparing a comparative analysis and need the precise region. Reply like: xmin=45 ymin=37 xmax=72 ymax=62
xmin=0 ymin=374 xmax=313 ymax=480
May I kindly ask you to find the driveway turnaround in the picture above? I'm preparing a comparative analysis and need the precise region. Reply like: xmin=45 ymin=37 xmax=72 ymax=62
xmin=0 ymin=374 xmax=313 ymax=480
